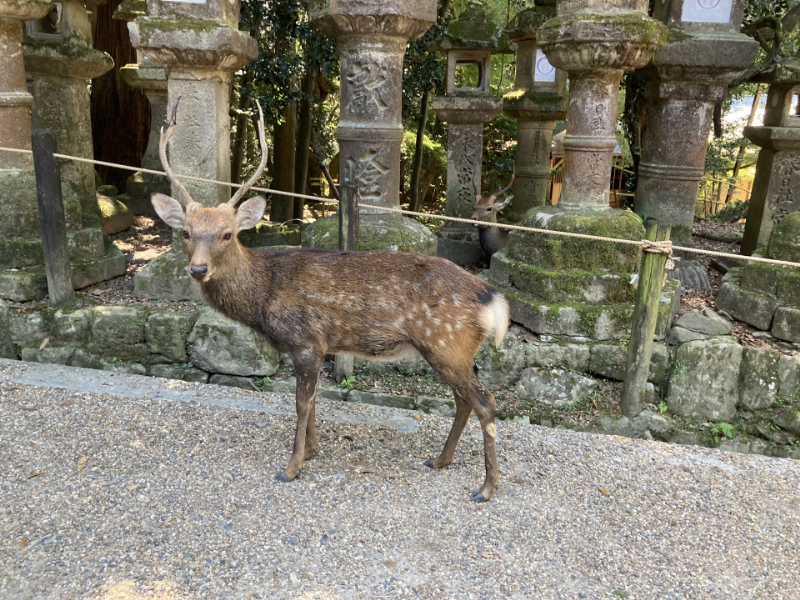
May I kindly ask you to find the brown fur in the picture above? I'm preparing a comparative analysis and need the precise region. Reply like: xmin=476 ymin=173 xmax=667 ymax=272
xmin=471 ymin=191 xmax=512 ymax=260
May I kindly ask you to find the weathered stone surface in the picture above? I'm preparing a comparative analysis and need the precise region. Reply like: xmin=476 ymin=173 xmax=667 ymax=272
xmin=103 ymin=361 xmax=147 ymax=375
xmin=715 ymin=281 xmax=778 ymax=331
xmin=525 ymin=342 xmax=590 ymax=372
xmin=0 ymin=300 xmax=17 ymax=359
xmin=69 ymin=348 xmax=104 ymax=370
xmin=514 ymin=367 xmax=596 ymax=407
xmin=348 ymin=390 xmax=415 ymax=410
xmin=53 ymin=308 xmax=92 ymax=343
xmin=674 ymin=308 xmax=734 ymax=336
xmin=238 ymin=223 xmax=302 ymax=249
xmin=772 ymin=307 xmax=800 ymax=343
xmin=666 ymin=339 xmax=743 ymax=422
xmin=775 ymin=407 xmax=800 ymax=437
xmin=588 ymin=343 xmax=668 ymax=384
xmin=209 ymin=374 xmax=257 ymax=391
xmin=91 ymin=306 xmax=146 ymax=347
xmin=20 ymin=345 xmax=76 ymax=365
xmin=416 ymin=395 xmax=456 ymax=417
xmin=666 ymin=326 xmax=707 ymax=345
xmin=150 ymin=363 xmax=209 ymax=383
xmin=134 ymin=250 xmax=202 ymax=301
xmin=739 ymin=345 xmax=781 ymax=410
xmin=145 ymin=311 xmax=197 ymax=363
xmin=302 ymin=217 xmax=438 ymax=256
xmin=596 ymin=409 xmax=673 ymax=441
xmin=0 ymin=269 xmax=47 ymax=302
xmin=187 ymin=308 xmax=279 ymax=377
xmin=71 ymin=245 xmax=128 ymax=291
xmin=97 ymin=194 xmax=134 ymax=235
xmin=776 ymin=269 xmax=800 ymax=306
xmin=741 ymin=263 xmax=782 ymax=296
xmin=8 ymin=310 xmax=48 ymax=345
xmin=318 ymin=384 xmax=348 ymax=402
xmin=475 ymin=326 xmax=527 ymax=389
xmin=778 ymin=354 xmax=800 ymax=401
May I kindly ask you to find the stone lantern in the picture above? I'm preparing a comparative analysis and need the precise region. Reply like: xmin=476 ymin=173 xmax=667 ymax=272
xmin=302 ymin=0 xmax=438 ymax=257
xmin=0 ymin=0 xmax=127 ymax=301
xmin=741 ymin=81 xmax=800 ymax=255
xmin=429 ymin=2 xmax=511 ymax=264
xmin=502 ymin=4 xmax=567 ymax=221
xmin=634 ymin=0 xmax=758 ymax=287
xmin=24 ymin=0 xmax=115 ymax=208
xmin=114 ymin=0 xmax=169 ymax=217
xmin=487 ymin=0 xmax=680 ymax=343
xmin=127 ymin=0 xmax=258 ymax=299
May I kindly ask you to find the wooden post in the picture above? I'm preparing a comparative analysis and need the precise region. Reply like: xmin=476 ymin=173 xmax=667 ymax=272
xmin=334 ymin=182 xmax=360 ymax=382
xmin=621 ymin=219 xmax=671 ymax=417
xmin=31 ymin=129 xmax=75 ymax=307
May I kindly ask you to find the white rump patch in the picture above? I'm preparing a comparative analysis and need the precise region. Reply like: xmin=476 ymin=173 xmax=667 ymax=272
xmin=479 ymin=294 xmax=510 ymax=348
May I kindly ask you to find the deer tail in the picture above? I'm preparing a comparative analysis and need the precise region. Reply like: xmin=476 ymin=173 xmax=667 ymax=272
xmin=480 ymin=291 xmax=510 ymax=348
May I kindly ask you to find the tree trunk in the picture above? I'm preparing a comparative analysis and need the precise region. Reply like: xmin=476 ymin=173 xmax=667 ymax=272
xmin=90 ymin=0 xmax=150 ymax=190
xmin=269 ymin=102 xmax=297 ymax=223
xmin=409 ymin=88 xmax=430 ymax=213
xmin=294 ymin=68 xmax=316 ymax=220
xmin=725 ymin=84 xmax=764 ymax=205
xmin=231 ymin=76 xmax=252 ymax=185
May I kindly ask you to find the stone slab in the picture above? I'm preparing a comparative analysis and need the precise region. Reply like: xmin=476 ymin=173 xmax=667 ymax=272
xmin=772 ymin=306 xmax=800 ymax=343
xmin=716 ymin=281 xmax=778 ymax=331
xmin=0 ymin=358 xmax=421 ymax=434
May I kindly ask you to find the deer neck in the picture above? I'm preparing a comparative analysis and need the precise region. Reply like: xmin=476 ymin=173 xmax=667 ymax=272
xmin=199 ymin=244 xmax=264 ymax=322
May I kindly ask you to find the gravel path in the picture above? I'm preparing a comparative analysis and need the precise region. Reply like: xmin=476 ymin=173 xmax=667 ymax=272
xmin=1 ymin=360 xmax=799 ymax=600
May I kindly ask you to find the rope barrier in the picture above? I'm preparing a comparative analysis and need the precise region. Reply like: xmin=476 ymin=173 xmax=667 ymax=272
xmin=2 ymin=145 xmax=799 ymax=269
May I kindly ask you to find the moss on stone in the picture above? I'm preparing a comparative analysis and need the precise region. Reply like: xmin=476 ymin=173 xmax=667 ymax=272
xmin=768 ymin=212 xmax=800 ymax=263
xmin=508 ymin=208 xmax=644 ymax=274
xmin=539 ymin=13 xmax=669 ymax=46
xmin=301 ymin=216 xmax=437 ymax=255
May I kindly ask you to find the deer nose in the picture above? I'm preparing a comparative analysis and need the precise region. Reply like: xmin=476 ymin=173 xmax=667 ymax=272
xmin=189 ymin=265 xmax=208 ymax=280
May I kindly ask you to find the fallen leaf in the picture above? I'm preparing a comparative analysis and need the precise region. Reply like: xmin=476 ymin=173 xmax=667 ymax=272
xmin=19 ymin=537 xmax=29 ymax=548
xmin=126 ymin=484 xmax=139 ymax=493
xmin=38 ymin=337 xmax=49 ymax=351
xmin=77 ymin=457 xmax=88 ymax=472
xmin=412 ymin=414 xmax=421 ymax=421
xmin=384 ymin=560 xmax=396 ymax=568
xmin=481 ymin=551 xmax=495 ymax=559
xmin=192 ymin=445 xmax=201 ymax=453
xmin=27 ymin=472 xmax=44 ymax=480
xmin=598 ymin=487 xmax=609 ymax=497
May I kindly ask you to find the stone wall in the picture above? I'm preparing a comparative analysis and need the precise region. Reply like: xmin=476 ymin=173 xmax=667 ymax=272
xmin=2 ymin=297 xmax=799 ymax=460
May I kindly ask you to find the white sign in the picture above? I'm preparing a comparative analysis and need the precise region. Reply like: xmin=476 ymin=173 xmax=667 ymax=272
xmin=681 ymin=0 xmax=733 ymax=23
xmin=534 ymin=49 xmax=556 ymax=83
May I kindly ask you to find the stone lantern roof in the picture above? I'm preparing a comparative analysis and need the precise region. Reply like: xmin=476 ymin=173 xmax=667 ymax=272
xmin=428 ymin=2 xmax=515 ymax=54
xmin=504 ymin=5 xmax=556 ymax=43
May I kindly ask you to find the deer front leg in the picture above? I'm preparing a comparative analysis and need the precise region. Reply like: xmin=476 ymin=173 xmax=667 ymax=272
xmin=305 ymin=394 xmax=317 ymax=460
xmin=277 ymin=358 xmax=321 ymax=482
xmin=425 ymin=392 xmax=471 ymax=469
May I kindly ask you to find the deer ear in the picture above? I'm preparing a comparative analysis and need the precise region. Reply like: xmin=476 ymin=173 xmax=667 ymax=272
xmin=151 ymin=193 xmax=186 ymax=228
xmin=496 ymin=196 xmax=513 ymax=210
xmin=235 ymin=195 xmax=267 ymax=231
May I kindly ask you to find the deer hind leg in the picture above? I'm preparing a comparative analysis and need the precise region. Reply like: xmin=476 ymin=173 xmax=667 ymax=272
xmin=423 ymin=355 xmax=499 ymax=502
xmin=277 ymin=356 xmax=322 ymax=482
xmin=305 ymin=393 xmax=317 ymax=460
xmin=425 ymin=391 xmax=471 ymax=469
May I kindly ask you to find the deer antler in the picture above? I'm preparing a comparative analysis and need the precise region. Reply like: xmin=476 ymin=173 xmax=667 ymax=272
xmin=228 ymin=100 xmax=268 ymax=207
xmin=159 ymin=96 xmax=195 ymax=207
xmin=494 ymin=166 xmax=515 ymax=198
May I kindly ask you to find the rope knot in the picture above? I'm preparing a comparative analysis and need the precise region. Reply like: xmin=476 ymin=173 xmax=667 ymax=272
xmin=641 ymin=239 xmax=674 ymax=271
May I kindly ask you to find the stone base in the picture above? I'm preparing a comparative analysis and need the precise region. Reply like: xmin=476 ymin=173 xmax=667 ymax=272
xmin=122 ymin=171 xmax=171 ymax=217
xmin=134 ymin=250 xmax=202 ymax=301
xmin=238 ymin=222 xmax=301 ymax=248
xmin=435 ymin=228 xmax=485 ymax=265
xmin=488 ymin=206 xmax=679 ymax=341
xmin=668 ymin=258 xmax=711 ymax=291
xmin=0 ymin=242 xmax=127 ymax=302
xmin=98 ymin=193 xmax=134 ymax=235
xmin=499 ymin=278 xmax=680 ymax=341
xmin=301 ymin=215 xmax=438 ymax=256
xmin=0 ymin=227 xmax=106 ymax=269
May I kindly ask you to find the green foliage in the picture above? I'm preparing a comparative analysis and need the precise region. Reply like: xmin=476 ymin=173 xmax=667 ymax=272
xmin=340 ymin=375 xmax=357 ymax=389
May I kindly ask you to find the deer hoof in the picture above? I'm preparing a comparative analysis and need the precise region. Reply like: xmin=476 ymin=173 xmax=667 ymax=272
xmin=470 ymin=491 xmax=490 ymax=503
xmin=424 ymin=458 xmax=451 ymax=470
xmin=275 ymin=471 xmax=297 ymax=483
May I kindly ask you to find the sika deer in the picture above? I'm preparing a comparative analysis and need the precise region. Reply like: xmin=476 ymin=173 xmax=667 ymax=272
xmin=470 ymin=168 xmax=515 ymax=260
xmin=151 ymin=98 xmax=510 ymax=502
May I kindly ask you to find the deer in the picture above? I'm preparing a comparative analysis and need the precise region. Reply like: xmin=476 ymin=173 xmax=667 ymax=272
xmin=150 ymin=98 xmax=510 ymax=502
xmin=470 ymin=167 xmax=515 ymax=260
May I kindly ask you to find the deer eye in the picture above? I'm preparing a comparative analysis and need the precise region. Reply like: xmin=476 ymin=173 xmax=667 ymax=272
xmin=487 ymin=207 xmax=493 ymax=212
xmin=183 ymin=230 xmax=190 ymax=239
xmin=223 ymin=232 xmax=232 ymax=241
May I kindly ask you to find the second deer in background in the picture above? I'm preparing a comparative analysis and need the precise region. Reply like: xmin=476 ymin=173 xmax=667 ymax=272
xmin=471 ymin=168 xmax=515 ymax=260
